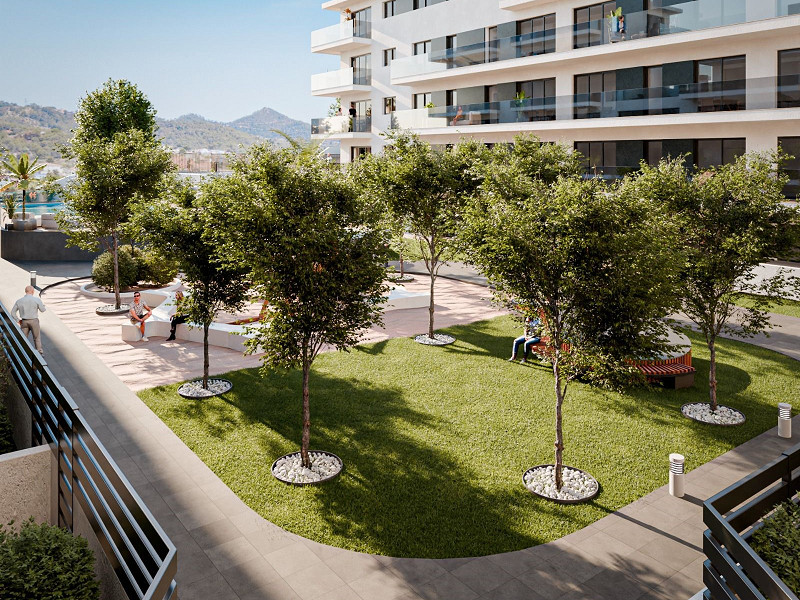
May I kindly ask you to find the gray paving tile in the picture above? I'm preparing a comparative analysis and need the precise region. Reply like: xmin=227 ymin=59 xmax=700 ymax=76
xmin=349 ymin=569 xmax=415 ymax=600
xmin=323 ymin=551 xmax=384 ymax=584
xmin=619 ymin=550 xmax=678 ymax=588
xmin=315 ymin=585 xmax=365 ymax=600
xmin=285 ymin=562 xmax=348 ymax=600
xmin=190 ymin=517 xmax=246 ymax=550
xmin=647 ymin=494 xmax=702 ymax=523
xmin=601 ymin=515 xmax=662 ymax=550
xmin=384 ymin=557 xmax=449 ymax=588
xmin=479 ymin=577 xmax=547 ymax=600
xmin=238 ymin=578 xmax=302 ymax=600
xmin=265 ymin=541 xmax=324 ymax=578
xmin=581 ymin=567 xmax=647 ymax=600
xmin=486 ymin=549 xmax=538 ymax=577
xmin=572 ymin=530 xmax=638 ymax=568
xmin=516 ymin=561 xmax=582 ymax=599
xmin=170 ymin=531 xmax=220 ymax=587
xmin=450 ymin=558 xmax=514 ymax=595
xmin=178 ymin=571 xmax=240 ymax=600
xmin=411 ymin=572 xmax=481 ymax=600
xmin=204 ymin=536 xmax=260 ymax=572
xmin=638 ymin=535 xmax=703 ymax=572
xmin=220 ymin=555 xmax=283 ymax=598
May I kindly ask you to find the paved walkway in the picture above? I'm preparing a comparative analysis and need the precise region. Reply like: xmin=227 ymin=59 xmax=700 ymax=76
xmin=2 ymin=258 xmax=799 ymax=600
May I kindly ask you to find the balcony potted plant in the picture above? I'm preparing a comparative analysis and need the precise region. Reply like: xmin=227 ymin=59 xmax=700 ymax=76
xmin=607 ymin=7 xmax=625 ymax=42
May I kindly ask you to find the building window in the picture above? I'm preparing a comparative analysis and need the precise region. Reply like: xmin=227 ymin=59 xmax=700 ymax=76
xmin=646 ymin=141 xmax=663 ymax=166
xmin=574 ymin=71 xmax=616 ymax=119
xmin=778 ymin=49 xmax=800 ymax=108
xmin=351 ymin=53 xmax=372 ymax=85
xmin=574 ymin=2 xmax=617 ymax=49
xmin=384 ymin=97 xmax=396 ymax=113
xmin=351 ymin=7 xmax=371 ymax=38
xmin=695 ymin=55 xmax=746 ymax=111
xmin=383 ymin=47 xmax=395 ymax=67
xmin=516 ymin=14 xmax=556 ymax=57
xmin=779 ymin=137 xmax=800 ymax=199
xmin=383 ymin=0 xmax=395 ymax=18
xmin=446 ymin=90 xmax=457 ymax=107
xmin=487 ymin=26 xmax=498 ymax=62
xmin=516 ymin=78 xmax=556 ymax=121
xmin=696 ymin=138 xmax=746 ymax=169
xmin=413 ymin=0 xmax=429 ymax=9
xmin=414 ymin=92 xmax=432 ymax=109
xmin=575 ymin=141 xmax=617 ymax=175
xmin=413 ymin=40 xmax=431 ymax=55
xmin=351 ymin=147 xmax=372 ymax=162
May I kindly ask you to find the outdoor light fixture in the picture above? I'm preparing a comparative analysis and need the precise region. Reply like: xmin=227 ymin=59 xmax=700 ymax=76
xmin=669 ymin=453 xmax=685 ymax=498
xmin=30 ymin=271 xmax=37 ymax=289
xmin=778 ymin=403 xmax=792 ymax=439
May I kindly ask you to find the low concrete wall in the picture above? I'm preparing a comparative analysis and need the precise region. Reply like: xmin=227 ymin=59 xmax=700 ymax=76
xmin=0 ymin=445 xmax=52 ymax=526
xmin=0 ymin=229 xmax=102 ymax=262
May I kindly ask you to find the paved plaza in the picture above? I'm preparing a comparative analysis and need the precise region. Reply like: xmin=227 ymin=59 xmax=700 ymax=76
xmin=1 ymin=258 xmax=798 ymax=600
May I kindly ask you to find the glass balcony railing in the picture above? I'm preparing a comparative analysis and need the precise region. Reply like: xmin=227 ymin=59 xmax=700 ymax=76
xmin=311 ymin=67 xmax=371 ymax=92
xmin=311 ymin=19 xmax=371 ymax=48
xmin=391 ymin=0 xmax=797 ymax=80
xmin=311 ymin=115 xmax=372 ymax=135
xmin=389 ymin=76 xmax=799 ymax=130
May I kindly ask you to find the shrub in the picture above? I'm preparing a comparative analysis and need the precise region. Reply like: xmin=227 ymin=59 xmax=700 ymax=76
xmin=136 ymin=249 xmax=178 ymax=287
xmin=91 ymin=248 xmax=139 ymax=291
xmin=0 ymin=403 xmax=14 ymax=455
xmin=0 ymin=518 xmax=100 ymax=600
xmin=750 ymin=500 xmax=800 ymax=595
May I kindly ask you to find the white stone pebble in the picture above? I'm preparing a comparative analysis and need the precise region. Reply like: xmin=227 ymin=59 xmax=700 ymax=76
xmin=414 ymin=334 xmax=456 ymax=346
xmin=524 ymin=465 xmax=599 ymax=502
xmin=272 ymin=452 xmax=343 ymax=484
xmin=681 ymin=402 xmax=745 ymax=425
xmin=178 ymin=378 xmax=232 ymax=398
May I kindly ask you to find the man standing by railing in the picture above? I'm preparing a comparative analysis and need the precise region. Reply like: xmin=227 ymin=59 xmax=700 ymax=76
xmin=11 ymin=285 xmax=46 ymax=356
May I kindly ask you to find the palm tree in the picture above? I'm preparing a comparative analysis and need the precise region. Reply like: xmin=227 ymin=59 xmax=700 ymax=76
xmin=1 ymin=153 xmax=46 ymax=221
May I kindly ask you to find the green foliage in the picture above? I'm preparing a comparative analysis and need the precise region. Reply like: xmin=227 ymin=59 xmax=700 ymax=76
xmin=328 ymin=98 xmax=342 ymax=117
xmin=133 ymin=179 xmax=249 ymax=387
xmin=136 ymin=248 xmax=178 ymax=286
xmin=0 ymin=518 xmax=99 ymax=600
xmin=2 ymin=194 xmax=16 ymax=219
xmin=0 ymin=153 xmax=46 ymax=219
xmin=139 ymin=320 xmax=799 ymax=558
xmin=0 ymin=403 xmax=14 ymax=455
xmin=750 ymin=501 xmax=800 ymax=595
xmin=623 ymin=153 xmax=800 ymax=409
xmin=91 ymin=248 xmax=139 ymax=291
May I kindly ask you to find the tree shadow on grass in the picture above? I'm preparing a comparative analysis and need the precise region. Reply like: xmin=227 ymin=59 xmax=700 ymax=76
xmin=153 ymin=365 xmax=590 ymax=558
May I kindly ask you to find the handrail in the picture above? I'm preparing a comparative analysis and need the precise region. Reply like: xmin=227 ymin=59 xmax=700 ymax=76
xmin=702 ymin=441 xmax=800 ymax=600
xmin=0 ymin=300 xmax=177 ymax=600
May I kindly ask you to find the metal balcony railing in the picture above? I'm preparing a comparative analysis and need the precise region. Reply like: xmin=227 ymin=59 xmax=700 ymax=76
xmin=0 ymin=300 xmax=177 ymax=600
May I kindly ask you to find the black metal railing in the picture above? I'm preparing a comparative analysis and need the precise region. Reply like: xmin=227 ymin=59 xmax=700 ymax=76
xmin=703 ymin=441 xmax=800 ymax=600
xmin=0 ymin=300 xmax=177 ymax=600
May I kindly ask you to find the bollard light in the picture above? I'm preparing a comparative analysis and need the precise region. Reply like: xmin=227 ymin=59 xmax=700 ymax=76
xmin=778 ymin=403 xmax=792 ymax=439
xmin=669 ymin=453 xmax=685 ymax=498
xmin=30 ymin=271 xmax=37 ymax=289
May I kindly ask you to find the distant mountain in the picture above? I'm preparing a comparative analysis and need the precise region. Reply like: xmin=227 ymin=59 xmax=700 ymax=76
xmin=0 ymin=101 xmax=311 ymax=166
xmin=228 ymin=107 xmax=310 ymax=143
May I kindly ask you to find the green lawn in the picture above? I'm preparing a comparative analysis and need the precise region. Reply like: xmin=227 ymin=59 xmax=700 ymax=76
xmin=139 ymin=316 xmax=799 ymax=558
xmin=733 ymin=293 xmax=800 ymax=319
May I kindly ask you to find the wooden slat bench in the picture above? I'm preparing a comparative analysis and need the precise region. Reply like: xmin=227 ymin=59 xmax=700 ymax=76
xmin=633 ymin=362 xmax=696 ymax=389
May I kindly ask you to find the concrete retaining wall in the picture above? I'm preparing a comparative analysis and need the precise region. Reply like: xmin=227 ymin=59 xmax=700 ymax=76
xmin=2 ymin=375 xmax=32 ymax=450
xmin=0 ymin=229 xmax=102 ymax=262
xmin=0 ymin=445 xmax=52 ymax=526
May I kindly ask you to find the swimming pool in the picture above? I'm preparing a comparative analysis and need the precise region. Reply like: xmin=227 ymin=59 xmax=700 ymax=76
xmin=12 ymin=201 xmax=64 ymax=216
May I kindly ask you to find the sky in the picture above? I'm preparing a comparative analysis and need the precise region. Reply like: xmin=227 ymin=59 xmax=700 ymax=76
xmin=0 ymin=0 xmax=339 ymax=124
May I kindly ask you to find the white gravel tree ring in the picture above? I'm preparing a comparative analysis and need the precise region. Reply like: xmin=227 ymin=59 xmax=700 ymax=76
xmin=523 ymin=464 xmax=600 ymax=504
xmin=271 ymin=451 xmax=344 ymax=486
xmin=177 ymin=378 xmax=233 ymax=399
xmin=414 ymin=334 xmax=456 ymax=346
xmin=681 ymin=403 xmax=745 ymax=426
xmin=96 ymin=304 xmax=131 ymax=316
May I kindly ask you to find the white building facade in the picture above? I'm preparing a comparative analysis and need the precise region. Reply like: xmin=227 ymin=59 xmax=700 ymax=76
xmin=311 ymin=0 xmax=800 ymax=196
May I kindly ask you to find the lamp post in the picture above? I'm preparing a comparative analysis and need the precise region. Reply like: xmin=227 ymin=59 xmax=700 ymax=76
xmin=778 ymin=403 xmax=792 ymax=439
xmin=669 ymin=453 xmax=685 ymax=498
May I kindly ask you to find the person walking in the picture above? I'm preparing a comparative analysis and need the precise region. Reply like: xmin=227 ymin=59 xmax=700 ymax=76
xmin=11 ymin=285 xmax=47 ymax=356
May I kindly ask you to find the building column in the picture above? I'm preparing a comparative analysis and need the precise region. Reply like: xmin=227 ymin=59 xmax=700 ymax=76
xmin=746 ymin=50 xmax=777 ymax=110
xmin=555 ymin=74 xmax=573 ymax=122
xmin=554 ymin=4 xmax=573 ymax=54
xmin=746 ymin=130 xmax=778 ymax=154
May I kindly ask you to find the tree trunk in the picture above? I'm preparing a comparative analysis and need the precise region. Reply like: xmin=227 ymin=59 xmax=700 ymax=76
xmin=112 ymin=231 xmax=121 ymax=309
xmin=708 ymin=337 xmax=718 ymax=411
xmin=301 ymin=352 xmax=311 ymax=468
xmin=553 ymin=359 xmax=565 ymax=491
xmin=203 ymin=322 xmax=210 ymax=390
xmin=428 ymin=268 xmax=436 ymax=339
xmin=21 ymin=189 xmax=26 ymax=221
xmin=399 ymin=250 xmax=405 ymax=278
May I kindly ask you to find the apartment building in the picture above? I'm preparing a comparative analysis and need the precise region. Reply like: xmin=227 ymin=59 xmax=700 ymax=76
xmin=310 ymin=0 xmax=800 ymax=196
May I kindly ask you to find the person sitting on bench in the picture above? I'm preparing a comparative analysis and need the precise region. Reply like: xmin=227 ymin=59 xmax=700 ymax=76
xmin=166 ymin=290 xmax=188 ymax=342
xmin=129 ymin=292 xmax=153 ymax=342
xmin=509 ymin=316 xmax=541 ymax=364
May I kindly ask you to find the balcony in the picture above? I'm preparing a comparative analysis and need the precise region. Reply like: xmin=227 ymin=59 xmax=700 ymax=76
xmin=389 ymin=75 xmax=798 ymax=130
xmin=311 ymin=115 xmax=372 ymax=138
xmin=391 ymin=0 xmax=798 ymax=83
xmin=311 ymin=67 xmax=371 ymax=97
xmin=311 ymin=19 xmax=371 ymax=54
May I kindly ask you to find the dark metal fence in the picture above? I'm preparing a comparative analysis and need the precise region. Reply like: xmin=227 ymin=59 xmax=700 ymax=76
xmin=0 ymin=300 xmax=177 ymax=600
xmin=703 ymin=441 xmax=800 ymax=600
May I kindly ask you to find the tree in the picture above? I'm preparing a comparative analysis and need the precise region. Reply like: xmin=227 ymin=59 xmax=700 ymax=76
xmin=59 ymin=79 xmax=173 ymax=309
xmin=462 ymin=149 xmax=681 ymax=490
xmin=358 ymin=132 xmax=488 ymax=340
xmin=132 ymin=180 xmax=250 ymax=389
xmin=623 ymin=154 xmax=799 ymax=411
xmin=206 ymin=144 xmax=389 ymax=468
xmin=0 ymin=153 xmax=46 ymax=220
